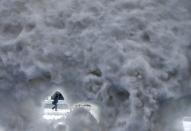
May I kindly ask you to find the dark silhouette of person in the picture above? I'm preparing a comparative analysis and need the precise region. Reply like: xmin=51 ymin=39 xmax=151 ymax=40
xmin=51 ymin=91 xmax=64 ymax=111
xmin=52 ymin=94 xmax=59 ymax=111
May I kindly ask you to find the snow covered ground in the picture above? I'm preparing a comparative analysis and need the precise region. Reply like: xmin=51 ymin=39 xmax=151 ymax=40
xmin=0 ymin=0 xmax=191 ymax=131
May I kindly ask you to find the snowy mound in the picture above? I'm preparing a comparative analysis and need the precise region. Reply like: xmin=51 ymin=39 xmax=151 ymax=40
xmin=42 ymin=96 xmax=99 ymax=122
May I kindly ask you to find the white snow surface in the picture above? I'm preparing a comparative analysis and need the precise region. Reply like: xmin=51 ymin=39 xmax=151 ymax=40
xmin=0 ymin=0 xmax=191 ymax=131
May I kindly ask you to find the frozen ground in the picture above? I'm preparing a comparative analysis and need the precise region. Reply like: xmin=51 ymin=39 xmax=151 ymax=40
xmin=0 ymin=0 xmax=191 ymax=131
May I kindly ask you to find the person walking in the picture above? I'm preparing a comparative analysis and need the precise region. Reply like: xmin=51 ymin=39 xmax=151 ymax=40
xmin=52 ymin=92 xmax=59 ymax=111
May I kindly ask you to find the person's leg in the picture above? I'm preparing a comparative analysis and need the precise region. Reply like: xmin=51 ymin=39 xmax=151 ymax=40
xmin=55 ymin=103 xmax=57 ymax=111
xmin=52 ymin=102 xmax=56 ymax=110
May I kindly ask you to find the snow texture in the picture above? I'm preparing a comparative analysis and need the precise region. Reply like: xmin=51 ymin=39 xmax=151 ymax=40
xmin=0 ymin=0 xmax=191 ymax=131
